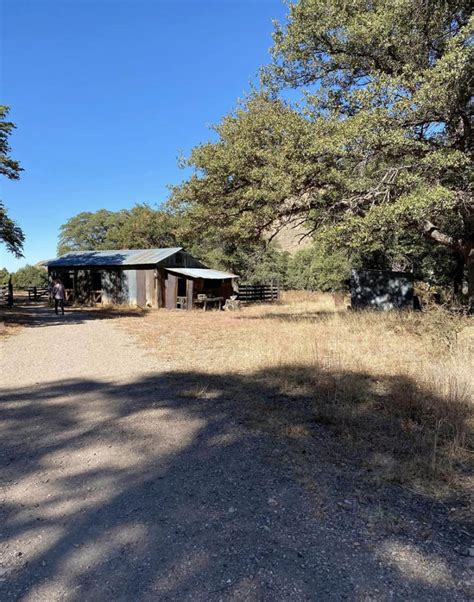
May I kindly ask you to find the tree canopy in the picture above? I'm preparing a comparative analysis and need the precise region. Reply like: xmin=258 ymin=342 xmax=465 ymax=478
xmin=0 ymin=106 xmax=24 ymax=257
xmin=170 ymin=0 xmax=473 ymax=303
xmin=57 ymin=205 xmax=178 ymax=255
xmin=11 ymin=264 xmax=48 ymax=288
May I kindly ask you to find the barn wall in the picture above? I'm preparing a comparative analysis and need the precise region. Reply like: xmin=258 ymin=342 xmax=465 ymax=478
xmin=124 ymin=270 xmax=137 ymax=306
xmin=136 ymin=270 xmax=146 ymax=306
xmin=165 ymin=273 xmax=177 ymax=309
xmin=159 ymin=250 xmax=206 ymax=269
xmin=157 ymin=270 xmax=164 ymax=308
xmin=102 ymin=269 xmax=128 ymax=305
xmin=145 ymin=269 xmax=157 ymax=308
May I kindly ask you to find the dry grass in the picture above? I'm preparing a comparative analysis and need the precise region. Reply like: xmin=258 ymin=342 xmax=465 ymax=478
xmin=112 ymin=293 xmax=473 ymax=498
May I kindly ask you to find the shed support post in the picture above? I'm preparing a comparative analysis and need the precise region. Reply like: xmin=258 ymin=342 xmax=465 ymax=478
xmin=186 ymin=279 xmax=193 ymax=310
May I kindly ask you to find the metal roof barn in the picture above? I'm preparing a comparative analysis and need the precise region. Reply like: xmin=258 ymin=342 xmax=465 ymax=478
xmin=45 ymin=247 xmax=183 ymax=268
xmin=45 ymin=247 xmax=239 ymax=310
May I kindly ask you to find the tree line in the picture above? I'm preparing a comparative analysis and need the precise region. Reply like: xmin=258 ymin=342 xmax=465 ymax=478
xmin=1 ymin=1 xmax=472 ymax=303
xmin=0 ymin=265 xmax=48 ymax=289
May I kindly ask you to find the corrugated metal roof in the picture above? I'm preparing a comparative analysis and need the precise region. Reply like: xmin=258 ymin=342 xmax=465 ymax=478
xmin=46 ymin=247 xmax=183 ymax=267
xmin=166 ymin=268 xmax=238 ymax=279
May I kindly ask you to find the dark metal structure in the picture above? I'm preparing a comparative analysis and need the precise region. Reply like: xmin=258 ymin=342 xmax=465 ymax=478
xmin=45 ymin=248 xmax=238 ymax=309
xmin=350 ymin=269 xmax=414 ymax=310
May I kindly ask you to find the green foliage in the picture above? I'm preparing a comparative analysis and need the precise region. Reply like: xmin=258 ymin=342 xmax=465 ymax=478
xmin=0 ymin=105 xmax=22 ymax=180
xmin=0 ymin=267 xmax=9 ymax=284
xmin=169 ymin=93 xmax=315 ymax=246
xmin=237 ymin=246 xmax=289 ymax=285
xmin=108 ymin=205 xmax=178 ymax=249
xmin=0 ymin=200 xmax=25 ymax=257
xmin=287 ymin=242 xmax=350 ymax=291
xmin=11 ymin=265 xmax=48 ymax=288
xmin=264 ymin=0 xmax=473 ymax=297
xmin=58 ymin=205 xmax=178 ymax=255
xmin=0 ymin=106 xmax=24 ymax=257
xmin=58 ymin=209 xmax=125 ymax=254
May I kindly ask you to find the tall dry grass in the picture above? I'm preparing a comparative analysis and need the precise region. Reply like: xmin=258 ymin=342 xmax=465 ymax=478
xmin=123 ymin=292 xmax=473 ymax=497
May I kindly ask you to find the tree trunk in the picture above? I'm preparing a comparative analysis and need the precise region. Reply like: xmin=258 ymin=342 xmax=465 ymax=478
xmin=467 ymin=247 xmax=474 ymax=314
xmin=423 ymin=220 xmax=473 ymax=311
xmin=453 ymin=253 xmax=465 ymax=301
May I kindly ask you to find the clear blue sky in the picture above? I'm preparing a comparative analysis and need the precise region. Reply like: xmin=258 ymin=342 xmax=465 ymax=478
xmin=0 ymin=0 xmax=287 ymax=271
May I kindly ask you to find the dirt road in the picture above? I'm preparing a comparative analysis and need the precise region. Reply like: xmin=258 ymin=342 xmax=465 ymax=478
xmin=0 ymin=305 xmax=470 ymax=600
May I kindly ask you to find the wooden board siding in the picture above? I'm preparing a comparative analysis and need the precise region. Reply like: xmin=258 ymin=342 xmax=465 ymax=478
xmin=145 ymin=269 xmax=157 ymax=308
xmin=136 ymin=270 xmax=146 ymax=307
xmin=165 ymin=274 xmax=177 ymax=309
xmin=124 ymin=270 xmax=137 ymax=306
xmin=186 ymin=279 xmax=193 ymax=311
xmin=157 ymin=271 xmax=164 ymax=308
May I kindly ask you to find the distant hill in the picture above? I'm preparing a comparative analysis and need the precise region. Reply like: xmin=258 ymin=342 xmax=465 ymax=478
xmin=270 ymin=219 xmax=312 ymax=254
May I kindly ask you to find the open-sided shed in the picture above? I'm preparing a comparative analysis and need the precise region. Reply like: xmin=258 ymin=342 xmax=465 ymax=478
xmin=45 ymin=248 xmax=238 ymax=309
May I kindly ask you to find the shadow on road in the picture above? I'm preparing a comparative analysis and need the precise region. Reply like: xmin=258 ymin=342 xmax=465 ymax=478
xmin=0 ymin=300 xmax=145 ymax=329
xmin=0 ymin=365 xmax=470 ymax=600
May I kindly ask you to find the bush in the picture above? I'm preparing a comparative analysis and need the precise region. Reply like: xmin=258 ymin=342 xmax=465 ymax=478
xmin=286 ymin=244 xmax=350 ymax=291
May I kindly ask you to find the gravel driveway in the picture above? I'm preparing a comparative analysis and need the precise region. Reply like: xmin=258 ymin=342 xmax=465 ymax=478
xmin=0 ymin=305 xmax=471 ymax=600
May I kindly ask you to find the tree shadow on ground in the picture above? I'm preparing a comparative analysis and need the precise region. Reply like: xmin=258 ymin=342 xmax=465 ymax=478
xmin=237 ymin=310 xmax=346 ymax=323
xmin=0 ymin=366 xmax=471 ymax=600
xmin=0 ymin=301 xmax=146 ymax=329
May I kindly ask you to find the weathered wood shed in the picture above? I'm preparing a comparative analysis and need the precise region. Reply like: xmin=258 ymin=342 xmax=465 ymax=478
xmin=45 ymin=248 xmax=238 ymax=309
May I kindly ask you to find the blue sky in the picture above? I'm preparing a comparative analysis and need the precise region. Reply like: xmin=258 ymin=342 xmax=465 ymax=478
xmin=0 ymin=0 xmax=287 ymax=271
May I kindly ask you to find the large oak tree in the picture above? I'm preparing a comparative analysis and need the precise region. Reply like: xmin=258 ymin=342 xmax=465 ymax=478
xmin=171 ymin=0 xmax=473 ymax=304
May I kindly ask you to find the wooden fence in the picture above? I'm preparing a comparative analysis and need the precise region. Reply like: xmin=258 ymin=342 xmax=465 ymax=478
xmin=237 ymin=282 xmax=280 ymax=302
xmin=27 ymin=286 xmax=49 ymax=301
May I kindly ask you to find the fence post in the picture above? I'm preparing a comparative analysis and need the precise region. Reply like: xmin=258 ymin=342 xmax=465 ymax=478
xmin=7 ymin=278 xmax=13 ymax=306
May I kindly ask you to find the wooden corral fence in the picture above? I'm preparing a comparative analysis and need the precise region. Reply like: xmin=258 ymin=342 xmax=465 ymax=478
xmin=27 ymin=286 xmax=49 ymax=301
xmin=237 ymin=282 xmax=280 ymax=303
xmin=0 ymin=283 xmax=13 ymax=306
xmin=64 ymin=289 xmax=102 ymax=305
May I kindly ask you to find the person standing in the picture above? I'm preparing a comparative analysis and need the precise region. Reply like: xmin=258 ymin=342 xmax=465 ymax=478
xmin=52 ymin=278 xmax=65 ymax=315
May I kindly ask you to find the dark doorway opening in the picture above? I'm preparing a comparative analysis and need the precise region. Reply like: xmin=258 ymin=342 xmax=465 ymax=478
xmin=177 ymin=277 xmax=187 ymax=297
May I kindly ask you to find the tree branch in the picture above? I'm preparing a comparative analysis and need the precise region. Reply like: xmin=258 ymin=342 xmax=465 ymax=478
xmin=422 ymin=220 xmax=459 ymax=251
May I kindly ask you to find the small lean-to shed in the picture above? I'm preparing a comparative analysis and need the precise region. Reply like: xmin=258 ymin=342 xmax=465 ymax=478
xmin=164 ymin=268 xmax=238 ymax=310
xmin=45 ymin=248 xmax=238 ymax=309
xmin=350 ymin=269 xmax=414 ymax=310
